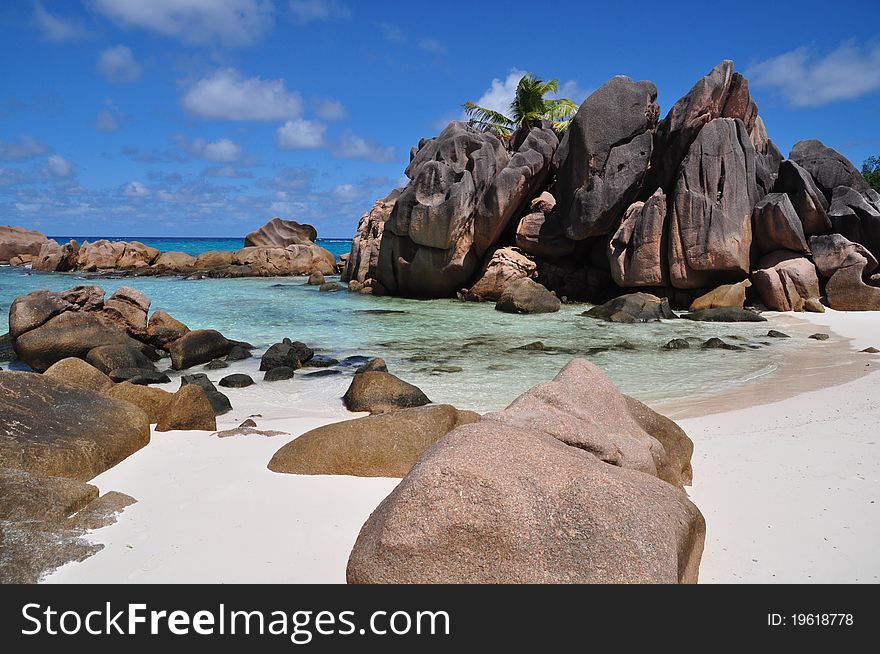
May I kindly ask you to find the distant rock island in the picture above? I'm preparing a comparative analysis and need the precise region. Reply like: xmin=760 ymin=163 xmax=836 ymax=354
xmin=342 ymin=60 xmax=880 ymax=312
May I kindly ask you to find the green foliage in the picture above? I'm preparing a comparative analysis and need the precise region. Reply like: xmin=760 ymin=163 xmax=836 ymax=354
xmin=463 ymin=74 xmax=578 ymax=136
xmin=863 ymin=156 xmax=880 ymax=193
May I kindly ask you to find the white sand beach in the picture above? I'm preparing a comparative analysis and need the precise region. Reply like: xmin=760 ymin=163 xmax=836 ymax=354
xmin=45 ymin=309 xmax=880 ymax=585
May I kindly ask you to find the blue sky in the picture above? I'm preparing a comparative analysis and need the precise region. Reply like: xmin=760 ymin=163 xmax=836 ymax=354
xmin=1 ymin=0 xmax=878 ymax=238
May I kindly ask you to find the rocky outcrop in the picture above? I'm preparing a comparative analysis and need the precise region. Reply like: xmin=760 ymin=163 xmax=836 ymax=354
xmin=0 ymin=371 xmax=150 ymax=481
xmin=790 ymin=139 xmax=870 ymax=200
xmin=607 ymin=189 xmax=667 ymax=287
xmin=773 ymin=160 xmax=831 ymax=235
xmin=473 ymin=123 xmax=558 ymax=254
xmin=668 ymin=118 xmax=758 ymax=289
xmin=461 ymin=247 xmax=536 ymax=301
xmin=230 ymin=244 xmax=336 ymax=276
xmin=342 ymin=371 xmax=431 ymax=414
xmin=494 ymin=278 xmax=560 ymax=314
xmin=650 ymin=60 xmax=758 ymax=192
xmin=268 ymin=405 xmax=480 ymax=478
xmin=341 ymin=190 xmax=400 ymax=284
xmin=810 ymin=234 xmax=880 ymax=310
xmin=689 ymin=279 xmax=751 ymax=311
xmin=583 ymin=292 xmax=676 ymax=322
xmin=32 ymin=240 xmax=80 ymax=272
xmin=1 ymin=226 xmax=50 ymax=263
xmin=752 ymin=193 xmax=810 ymax=255
xmin=347 ymin=359 xmax=703 ymax=584
xmin=752 ymin=250 xmax=821 ymax=312
xmin=555 ymin=76 xmax=658 ymax=240
xmin=77 ymin=240 xmax=159 ymax=270
xmin=244 ymin=217 xmax=317 ymax=247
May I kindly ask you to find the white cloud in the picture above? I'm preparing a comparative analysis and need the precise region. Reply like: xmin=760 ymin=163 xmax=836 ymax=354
xmin=202 ymin=165 xmax=252 ymax=178
xmin=95 ymin=108 xmax=119 ymax=132
xmin=0 ymin=135 xmax=50 ymax=161
xmin=34 ymin=2 xmax=92 ymax=42
xmin=471 ymin=69 xmax=526 ymax=115
xmin=332 ymin=183 xmax=362 ymax=201
xmin=275 ymin=119 xmax=326 ymax=149
xmin=90 ymin=0 xmax=274 ymax=47
xmin=96 ymin=45 xmax=142 ymax=83
xmin=334 ymin=131 xmax=394 ymax=162
xmin=47 ymin=154 xmax=73 ymax=178
xmin=190 ymin=137 xmax=242 ymax=162
xmin=313 ymin=97 xmax=346 ymax=121
xmin=123 ymin=180 xmax=149 ymax=197
xmin=182 ymin=68 xmax=303 ymax=121
xmin=289 ymin=0 xmax=351 ymax=24
xmin=748 ymin=41 xmax=880 ymax=107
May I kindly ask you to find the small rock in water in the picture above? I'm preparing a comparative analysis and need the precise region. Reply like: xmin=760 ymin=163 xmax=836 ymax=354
xmin=809 ymin=333 xmax=830 ymax=341
xmin=663 ymin=338 xmax=690 ymax=350
xmin=319 ymin=282 xmax=342 ymax=292
xmin=264 ymin=366 xmax=295 ymax=382
xmin=304 ymin=354 xmax=340 ymax=368
xmin=356 ymin=358 xmax=388 ymax=374
xmin=307 ymin=271 xmax=325 ymax=286
xmin=616 ymin=340 xmax=637 ymax=350
xmin=205 ymin=359 xmax=229 ymax=370
xmin=519 ymin=341 xmax=546 ymax=350
xmin=226 ymin=345 xmax=252 ymax=361
xmin=355 ymin=309 xmax=407 ymax=315
xmin=219 ymin=374 xmax=254 ymax=388
xmin=767 ymin=330 xmax=790 ymax=338
xmin=701 ymin=337 xmax=744 ymax=351
xmin=862 ymin=347 xmax=880 ymax=353
xmin=303 ymin=369 xmax=342 ymax=378
xmin=240 ymin=418 xmax=258 ymax=428
xmin=431 ymin=366 xmax=463 ymax=374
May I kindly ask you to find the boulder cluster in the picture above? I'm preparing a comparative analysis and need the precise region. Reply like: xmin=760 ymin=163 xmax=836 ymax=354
xmin=0 ymin=218 xmax=336 ymax=278
xmin=343 ymin=61 xmax=880 ymax=312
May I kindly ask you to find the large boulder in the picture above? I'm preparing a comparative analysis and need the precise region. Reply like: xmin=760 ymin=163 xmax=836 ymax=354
xmin=0 ymin=225 xmax=50 ymax=263
xmin=102 ymin=286 xmax=151 ymax=332
xmin=607 ymin=189 xmax=667 ymax=287
xmin=752 ymin=193 xmax=809 ymax=255
xmin=554 ymin=76 xmax=659 ymax=239
xmin=244 ymin=217 xmax=318 ymax=247
xmin=85 ymin=344 xmax=155 ymax=374
xmin=341 ymin=190 xmax=400 ymax=284
xmin=649 ymin=60 xmax=759 ymax=192
xmin=116 ymin=242 xmax=160 ymax=269
xmin=14 ymin=312 xmax=144 ymax=372
xmin=146 ymin=310 xmax=189 ymax=348
xmin=155 ymin=384 xmax=217 ymax=432
xmin=259 ymin=339 xmax=314 ymax=371
xmin=152 ymin=251 xmax=195 ymax=271
xmin=473 ymin=123 xmax=558 ymax=254
xmin=347 ymin=360 xmax=703 ymax=584
xmin=461 ymin=247 xmax=536 ymax=302
xmin=751 ymin=115 xmax=784 ymax=196
xmin=179 ymin=373 xmax=232 ymax=416
xmin=514 ymin=194 xmax=576 ymax=260
xmin=772 ymin=160 xmax=831 ymax=235
xmin=76 ymin=240 xmax=127 ymax=270
xmin=689 ymin=279 xmax=751 ymax=311
xmin=789 ymin=139 xmax=869 ymax=200
xmin=268 ymin=405 xmax=480 ymax=478
xmin=827 ymin=185 xmax=880 ymax=260
xmin=0 ymin=371 xmax=150 ymax=481
xmin=43 ymin=358 xmax=113 ymax=393
xmin=810 ymin=235 xmax=880 ymax=310
xmin=342 ymin=371 xmax=431 ymax=414
xmin=230 ymin=244 xmax=335 ymax=276
xmin=168 ymin=329 xmax=231 ymax=370
xmin=752 ymin=250 xmax=821 ymax=312
xmin=105 ymin=383 xmax=173 ymax=424
xmin=193 ymin=250 xmax=234 ymax=269
xmin=668 ymin=118 xmax=759 ymax=289
xmin=376 ymin=122 xmax=509 ymax=297
xmin=494 ymin=278 xmax=560 ymax=314
xmin=31 ymin=240 xmax=79 ymax=272
xmin=583 ymin=292 xmax=676 ymax=322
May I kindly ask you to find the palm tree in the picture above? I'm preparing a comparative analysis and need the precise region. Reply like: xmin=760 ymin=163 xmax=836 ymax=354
xmin=463 ymin=74 xmax=579 ymax=136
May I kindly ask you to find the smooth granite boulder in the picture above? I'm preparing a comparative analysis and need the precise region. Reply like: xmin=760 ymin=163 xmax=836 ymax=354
xmin=494 ymin=278 xmax=560 ymax=314
xmin=341 ymin=190 xmax=400 ymax=284
xmin=583 ymin=292 xmax=676 ymax=323
xmin=179 ymin=373 xmax=232 ymax=416
xmin=0 ymin=371 xmax=150 ymax=481
xmin=772 ymin=160 xmax=831 ymax=235
xmin=789 ymin=139 xmax=869 ymax=200
xmin=554 ymin=76 xmax=659 ymax=240
xmin=43 ymin=357 xmax=113 ymax=393
xmin=668 ymin=118 xmax=758 ymax=289
xmin=155 ymin=384 xmax=217 ymax=432
xmin=260 ymin=339 xmax=314 ymax=371
xmin=347 ymin=359 xmax=703 ymax=584
xmin=105 ymin=383 xmax=174 ymax=424
xmin=689 ymin=280 xmax=751 ymax=311
xmin=343 ymin=371 xmax=431 ymax=414
xmin=85 ymin=344 xmax=155 ymax=375
xmin=752 ymin=250 xmax=821 ymax=312
xmin=244 ymin=217 xmax=318 ymax=247
xmin=0 ymin=225 xmax=50 ymax=263
xmin=268 ymin=405 xmax=481 ymax=478
xmin=752 ymin=193 xmax=810 ymax=255
xmin=168 ymin=329 xmax=231 ymax=370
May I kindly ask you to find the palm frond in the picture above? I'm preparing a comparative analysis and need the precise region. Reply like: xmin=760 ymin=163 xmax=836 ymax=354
xmin=463 ymin=102 xmax=514 ymax=135
xmin=544 ymin=98 xmax=578 ymax=122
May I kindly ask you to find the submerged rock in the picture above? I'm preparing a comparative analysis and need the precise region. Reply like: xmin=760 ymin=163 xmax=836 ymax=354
xmin=263 ymin=366 xmax=296 ymax=381
xmin=682 ymin=307 xmax=766 ymax=322
xmin=583 ymin=292 xmax=676 ymax=322
xmin=219 ymin=373 xmax=254 ymax=388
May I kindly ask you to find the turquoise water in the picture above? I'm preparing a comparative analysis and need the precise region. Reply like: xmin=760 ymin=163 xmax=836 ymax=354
xmin=0 ymin=260 xmax=813 ymax=412
xmin=48 ymin=237 xmax=353 ymax=259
